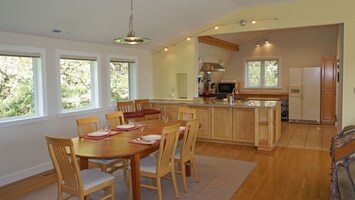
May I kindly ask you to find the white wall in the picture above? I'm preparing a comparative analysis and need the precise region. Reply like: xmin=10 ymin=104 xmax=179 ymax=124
xmin=220 ymin=26 xmax=337 ymax=92
xmin=0 ymin=31 xmax=152 ymax=186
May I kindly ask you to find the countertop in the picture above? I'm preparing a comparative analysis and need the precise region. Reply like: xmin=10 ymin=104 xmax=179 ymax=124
xmin=151 ymin=98 xmax=280 ymax=108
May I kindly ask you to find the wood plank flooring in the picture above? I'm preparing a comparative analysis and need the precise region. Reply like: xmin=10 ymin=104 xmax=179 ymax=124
xmin=0 ymin=123 xmax=335 ymax=200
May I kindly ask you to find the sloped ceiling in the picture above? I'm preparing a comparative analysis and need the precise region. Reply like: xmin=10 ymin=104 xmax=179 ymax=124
xmin=0 ymin=0 xmax=299 ymax=50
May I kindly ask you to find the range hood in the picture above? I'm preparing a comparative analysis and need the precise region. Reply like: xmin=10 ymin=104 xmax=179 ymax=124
xmin=200 ymin=62 xmax=225 ymax=72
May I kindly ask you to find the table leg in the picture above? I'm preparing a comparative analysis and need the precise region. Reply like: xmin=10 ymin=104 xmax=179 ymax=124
xmin=130 ymin=154 xmax=141 ymax=200
xmin=80 ymin=158 xmax=89 ymax=170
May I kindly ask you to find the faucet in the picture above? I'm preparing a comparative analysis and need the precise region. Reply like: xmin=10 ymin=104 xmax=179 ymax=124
xmin=230 ymin=87 xmax=236 ymax=101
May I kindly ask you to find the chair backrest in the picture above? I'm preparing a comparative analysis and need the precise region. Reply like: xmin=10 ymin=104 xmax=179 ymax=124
xmin=134 ymin=99 xmax=150 ymax=111
xmin=180 ymin=119 xmax=200 ymax=159
xmin=156 ymin=123 xmax=180 ymax=172
xmin=178 ymin=108 xmax=197 ymax=121
xmin=105 ymin=111 xmax=125 ymax=128
xmin=76 ymin=116 xmax=99 ymax=137
xmin=45 ymin=136 xmax=83 ymax=195
xmin=117 ymin=101 xmax=136 ymax=113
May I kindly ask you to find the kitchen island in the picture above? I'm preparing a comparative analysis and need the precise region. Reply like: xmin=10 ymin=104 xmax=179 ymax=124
xmin=150 ymin=98 xmax=281 ymax=151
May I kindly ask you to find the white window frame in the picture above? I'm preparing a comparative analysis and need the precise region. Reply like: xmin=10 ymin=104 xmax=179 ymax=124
xmin=0 ymin=44 xmax=47 ymax=127
xmin=107 ymin=55 xmax=137 ymax=106
xmin=244 ymin=57 xmax=281 ymax=89
xmin=56 ymin=50 xmax=101 ymax=115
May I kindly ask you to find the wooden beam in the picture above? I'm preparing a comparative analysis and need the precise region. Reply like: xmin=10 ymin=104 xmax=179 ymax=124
xmin=198 ymin=36 xmax=239 ymax=51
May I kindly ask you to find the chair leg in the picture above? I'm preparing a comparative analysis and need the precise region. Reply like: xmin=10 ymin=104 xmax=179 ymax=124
xmin=180 ymin=161 xmax=188 ymax=192
xmin=128 ymin=170 xmax=133 ymax=200
xmin=192 ymin=157 xmax=200 ymax=182
xmin=111 ymin=180 xmax=115 ymax=200
xmin=123 ymin=161 xmax=128 ymax=186
xmin=171 ymin=169 xmax=180 ymax=198
xmin=156 ymin=178 xmax=163 ymax=200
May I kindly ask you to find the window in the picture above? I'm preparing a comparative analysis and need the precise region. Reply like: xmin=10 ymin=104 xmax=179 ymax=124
xmin=0 ymin=45 xmax=45 ymax=122
xmin=109 ymin=58 xmax=135 ymax=102
xmin=59 ymin=52 xmax=99 ymax=112
xmin=244 ymin=58 xmax=280 ymax=88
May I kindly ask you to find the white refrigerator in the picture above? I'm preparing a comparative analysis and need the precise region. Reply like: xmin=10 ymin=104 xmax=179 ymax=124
xmin=288 ymin=67 xmax=321 ymax=124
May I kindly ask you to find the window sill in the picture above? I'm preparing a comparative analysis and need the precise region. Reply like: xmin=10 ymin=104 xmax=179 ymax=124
xmin=57 ymin=107 xmax=102 ymax=118
xmin=0 ymin=115 xmax=49 ymax=128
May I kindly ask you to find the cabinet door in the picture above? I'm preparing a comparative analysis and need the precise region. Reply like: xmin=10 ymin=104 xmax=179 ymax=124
xmin=211 ymin=107 xmax=232 ymax=141
xmin=232 ymin=108 xmax=255 ymax=143
xmin=192 ymin=106 xmax=211 ymax=139
xmin=321 ymin=56 xmax=336 ymax=124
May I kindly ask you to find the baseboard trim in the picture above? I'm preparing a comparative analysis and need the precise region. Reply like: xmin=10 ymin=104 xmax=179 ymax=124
xmin=0 ymin=162 xmax=53 ymax=187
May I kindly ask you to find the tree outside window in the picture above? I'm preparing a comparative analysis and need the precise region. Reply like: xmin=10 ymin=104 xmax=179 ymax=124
xmin=0 ymin=55 xmax=36 ymax=118
xmin=60 ymin=58 xmax=95 ymax=110
xmin=245 ymin=58 xmax=280 ymax=88
xmin=109 ymin=61 xmax=131 ymax=102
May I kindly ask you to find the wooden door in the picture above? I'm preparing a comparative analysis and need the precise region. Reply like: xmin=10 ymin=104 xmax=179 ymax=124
xmin=193 ymin=106 xmax=211 ymax=139
xmin=321 ymin=56 xmax=336 ymax=125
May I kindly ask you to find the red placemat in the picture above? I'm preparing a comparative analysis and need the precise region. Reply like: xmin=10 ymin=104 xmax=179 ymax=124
xmin=80 ymin=131 xmax=122 ymax=140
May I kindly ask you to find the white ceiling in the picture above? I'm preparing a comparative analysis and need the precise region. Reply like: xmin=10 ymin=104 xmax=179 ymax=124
xmin=0 ymin=0 xmax=299 ymax=50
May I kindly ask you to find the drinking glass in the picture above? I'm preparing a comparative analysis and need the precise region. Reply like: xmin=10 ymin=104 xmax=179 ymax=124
xmin=103 ymin=125 xmax=112 ymax=140
xmin=139 ymin=123 xmax=145 ymax=139
xmin=162 ymin=115 xmax=169 ymax=124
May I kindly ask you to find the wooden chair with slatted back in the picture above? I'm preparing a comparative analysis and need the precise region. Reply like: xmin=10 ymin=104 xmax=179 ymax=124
xmin=76 ymin=116 xmax=126 ymax=175
xmin=178 ymin=108 xmax=197 ymax=121
xmin=134 ymin=99 xmax=161 ymax=120
xmin=45 ymin=136 xmax=115 ymax=200
xmin=117 ymin=101 xmax=144 ymax=123
xmin=128 ymin=123 xmax=181 ymax=200
xmin=105 ymin=111 xmax=129 ymax=184
xmin=76 ymin=116 xmax=99 ymax=137
xmin=174 ymin=118 xmax=200 ymax=192
xmin=105 ymin=111 xmax=126 ymax=128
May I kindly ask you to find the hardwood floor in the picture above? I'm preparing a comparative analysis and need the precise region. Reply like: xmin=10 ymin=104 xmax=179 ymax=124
xmin=0 ymin=123 xmax=334 ymax=200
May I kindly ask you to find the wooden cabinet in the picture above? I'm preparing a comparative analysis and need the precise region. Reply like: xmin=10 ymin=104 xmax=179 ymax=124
xmin=150 ymin=101 xmax=281 ymax=150
xmin=232 ymin=108 xmax=255 ymax=143
xmin=321 ymin=56 xmax=336 ymax=125
xmin=192 ymin=106 xmax=211 ymax=139
xmin=211 ymin=107 xmax=233 ymax=141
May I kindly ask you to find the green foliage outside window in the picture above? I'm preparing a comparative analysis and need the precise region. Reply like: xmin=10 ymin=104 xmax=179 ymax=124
xmin=0 ymin=56 xmax=34 ymax=118
xmin=246 ymin=59 xmax=279 ymax=88
xmin=60 ymin=59 xmax=91 ymax=110
xmin=110 ymin=61 xmax=129 ymax=102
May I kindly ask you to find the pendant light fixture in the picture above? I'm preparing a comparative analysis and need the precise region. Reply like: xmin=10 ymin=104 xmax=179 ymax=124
xmin=113 ymin=0 xmax=151 ymax=45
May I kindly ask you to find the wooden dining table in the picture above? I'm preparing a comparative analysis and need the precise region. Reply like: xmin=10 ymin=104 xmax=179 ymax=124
xmin=71 ymin=119 xmax=185 ymax=200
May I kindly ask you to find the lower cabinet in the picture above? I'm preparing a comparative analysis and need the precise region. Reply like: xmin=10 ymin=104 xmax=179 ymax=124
xmin=232 ymin=108 xmax=255 ymax=144
xmin=150 ymin=102 xmax=280 ymax=150
xmin=211 ymin=107 xmax=233 ymax=141
xmin=192 ymin=106 xmax=211 ymax=139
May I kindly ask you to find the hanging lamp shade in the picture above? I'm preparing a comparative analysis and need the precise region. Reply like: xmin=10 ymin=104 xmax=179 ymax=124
xmin=200 ymin=62 xmax=225 ymax=72
xmin=113 ymin=0 xmax=150 ymax=45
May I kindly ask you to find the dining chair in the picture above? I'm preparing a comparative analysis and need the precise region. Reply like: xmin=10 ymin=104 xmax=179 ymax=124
xmin=105 ymin=111 xmax=126 ymax=128
xmin=117 ymin=101 xmax=145 ymax=123
xmin=45 ymin=136 xmax=115 ymax=200
xmin=177 ymin=108 xmax=197 ymax=120
xmin=128 ymin=123 xmax=181 ymax=200
xmin=134 ymin=99 xmax=161 ymax=120
xmin=76 ymin=116 xmax=126 ymax=175
xmin=174 ymin=118 xmax=200 ymax=192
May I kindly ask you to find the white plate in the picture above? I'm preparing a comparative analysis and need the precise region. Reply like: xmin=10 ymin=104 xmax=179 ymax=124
xmin=142 ymin=135 xmax=161 ymax=142
xmin=87 ymin=131 xmax=108 ymax=137
xmin=117 ymin=124 xmax=135 ymax=129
